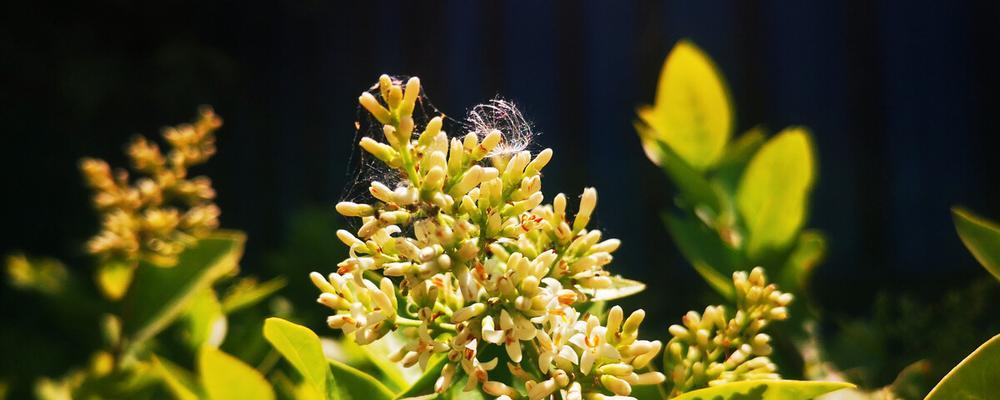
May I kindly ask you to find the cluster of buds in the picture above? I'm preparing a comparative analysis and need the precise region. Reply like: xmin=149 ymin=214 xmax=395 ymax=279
xmin=81 ymin=107 xmax=221 ymax=268
xmin=664 ymin=267 xmax=793 ymax=395
xmin=311 ymin=75 xmax=663 ymax=399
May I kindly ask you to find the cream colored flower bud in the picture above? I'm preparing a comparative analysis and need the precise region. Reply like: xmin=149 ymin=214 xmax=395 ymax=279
xmin=600 ymin=375 xmax=632 ymax=396
xmin=378 ymin=210 xmax=410 ymax=225
xmin=524 ymin=148 xmax=552 ymax=176
xmin=573 ymin=187 xmax=597 ymax=232
xmin=421 ymin=166 xmax=446 ymax=193
xmin=452 ymin=302 xmax=486 ymax=323
xmin=336 ymin=201 xmax=375 ymax=217
xmin=606 ymin=306 xmax=624 ymax=343
xmin=483 ymin=381 xmax=518 ymax=397
xmin=668 ymin=324 xmax=690 ymax=340
xmin=369 ymin=181 xmax=395 ymax=204
xmin=435 ymin=362 xmax=456 ymax=393
xmin=449 ymin=165 xmax=483 ymax=197
xmin=359 ymin=92 xmax=391 ymax=124
xmin=633 ymin=371 xmax=666 ymax=385
xmin=317 ymin=293 xmax=348 ymax=310
xmin=386 ymin=85 xmax=403 ymax=110
xmin=590 ymin=239 xmax=621 ymax=253
xmin=335 ymin=230 xmax=365 ymax=249
xmin=399 ymin=77 xmax=420 ymax=117
xmin=768 ymin=307 xmax=788 ymax=320
xmin=310 ymin=272 xmax=336 ymax=294
xmin=475 ymin=130 xmax=502 ymax=159
xmin=597 ymin=363 xmax=633 ymax=376
xmin=418 ymin=117 xmax=443 ymax=148
xmin=527 ymin=378 xmax=559 ymax=400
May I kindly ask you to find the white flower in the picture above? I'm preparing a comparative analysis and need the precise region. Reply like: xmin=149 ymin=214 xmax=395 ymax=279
xmin=569 ymin=314 xmax=621 ymax=375
xmin=482 ymin=309 xmax=536 ymax=363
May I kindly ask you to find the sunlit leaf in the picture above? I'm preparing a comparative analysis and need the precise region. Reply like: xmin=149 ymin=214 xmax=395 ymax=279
xmin=925 ymin=333 xmax=1000 ymax=400
xmin=221 ymin=276 xmax=287 ymax=314
xmin=639 ymin=39 xmax=732 ymax=170
xmin=952 ymin=207 xmax=1000 ymax=282
xmin=262 ymin=317 xmax=328 ymax=397
xmin=736 ymin=128 xmax=816 ymax=260
xmin=672 ymin=380 xmax=853 ymax=400
xmin=581 ymin=276 xmax=645 ymax=301
xmin=96 ymin=259 xmax=135 ymax=300
xmin=151 ymin=355 xmax=201 ymax=400
xmin=199 ymin=346 xmax=274 ymax=400
xmin=180 ymin=289 xmax=227 ymax=349
xmin=122 ymin=231 xmax=245 ymax=347
xmin=328 ymin=358 xmax=396 ymax=400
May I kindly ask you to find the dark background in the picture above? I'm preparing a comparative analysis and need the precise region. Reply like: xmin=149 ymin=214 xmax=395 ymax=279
xmin=2 ymin=0 xmax=1000 ymax=391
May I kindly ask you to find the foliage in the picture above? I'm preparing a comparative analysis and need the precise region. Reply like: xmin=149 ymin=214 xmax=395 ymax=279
xmin=921 ymin=208 xmax=1000 ymax=399
xmin=636 ymin=41 xmax=821 ymax=300
xmin=3 ymin=111 xmax=281 ymax=399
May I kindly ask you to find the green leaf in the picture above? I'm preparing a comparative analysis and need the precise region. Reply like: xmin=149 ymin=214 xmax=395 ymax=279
xmin=221 ymin=276 xmax=287 ymax=314
xmin=262 ymin=317 xmax=328 ymax=397
xmin=672 ymin=380 xmax=853 ymax=400
xmin=779 ymin=230 xmax=826 ymax=292
xmin=636 ymin=121 xmax=720 ymax=212
xmin=328 ymin=358 xmax=396 ymax=400
xmin=713 ymin=127 xmax=768 ymax=194
xmin=582 ymin=276 xmax=646 ymax=301
xmin=96 ymin=259 xmax=135 ymax=300
xmin=663 ymin=213 xmax=740 ymax=299
xmin=151 ymin=355 xmax=202 ymax=400
xmin=393 ymin=355 xmax=446 ymax=399
xmin=198 ymin=346 xmax=274 ymax=400
xmin=736 ymin=128 xmax=816 ymax=260
xmin=640 ymin=39 xmax=733 ymax=170
xmin=122 ymin=231 xmax=245 ymax=347
xmin=180 ymin=289 xmax=227 ymax=349
xmin=925 ymin=333 xmax=1000 ymax=400
xmin=952 ymin=207 xmax=1000 ymax=282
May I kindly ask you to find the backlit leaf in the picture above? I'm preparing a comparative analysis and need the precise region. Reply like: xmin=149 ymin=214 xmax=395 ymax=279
xmin=736 ymin=128 xmax=816 ymax=260
xmin=199 ymin=346 xmax=274 ymax=400
xmin=672 ymin=380 xmax=853 ymax=400
xmin=122 ymin=231 xmax=245 ymax=347
xmin=262 ymin=317 xmax=328 ymax=397
xmin=582 ymin=276 xmax=645 ymax=301
xmin=952 ymin=207 xmax=1000 ymax=282
xmin=925 ymin=333 xmax=1000 ymax=400
xmin=639 ymin=40 xmax=732 ymax=170
xmin=328 ymin=358 xmax=395 ymax=400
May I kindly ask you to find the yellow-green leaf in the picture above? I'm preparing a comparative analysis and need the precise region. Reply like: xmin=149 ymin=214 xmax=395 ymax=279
xmin=198 ymin=346 xmax=274 ymax=400
xmin=736 ymin=128 xmax=816 ymax=259
xmin=952 ymin=207 xmax=1000 ymax=282
xmin=640 ymin=39 xmax=732 ymax=170
xmin=122 ymin=231 xmax=245 ymax=347
xmin=221 ymin=276 xmax=287 ymax=314
xmin=328 ymin=358 xmax=395 ymax=400
xmin=673 ymin=380 xmax=854 ymax=400
xmin=151 ymin=355 xmax=201 ymax=400
xmin=96 ymin=259 xmax=135 ymax=300
xmin=262 ymin=317 xmax=328 ymax=397
xmin=180 ymin=289 xmax=227 ymax=349
xmin=926 ymin=333 xmax=1000 ymax=400
xmin=582 ymin=276 xmax=646 ymax=301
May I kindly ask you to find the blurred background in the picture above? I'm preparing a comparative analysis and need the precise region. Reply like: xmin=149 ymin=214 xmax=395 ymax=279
xmin=2 ymin=0 xmax=1000 ymax=394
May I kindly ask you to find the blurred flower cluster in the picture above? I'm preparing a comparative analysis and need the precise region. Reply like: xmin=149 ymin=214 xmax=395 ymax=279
xmin=311 ymin=75 xmax=664 ymax=399
xmin=665 ymin=267 xmax=792 ymax=395
xmin=80 ymin=107 xmax=222 ymax=269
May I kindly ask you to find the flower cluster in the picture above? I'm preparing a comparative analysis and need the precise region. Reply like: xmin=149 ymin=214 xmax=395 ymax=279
xmin=311 ymin=75 xmax=664 ymax=399
xmin=81 ymin=107 xmax=221 ymax=268
xmin=664 ymin=267 xmax=793 ymax=395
